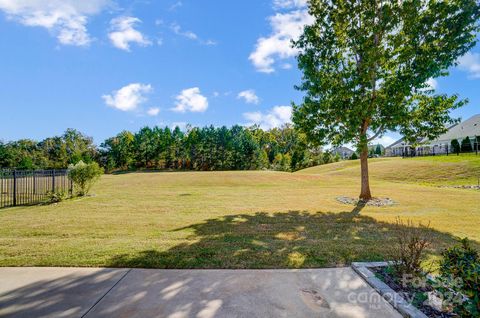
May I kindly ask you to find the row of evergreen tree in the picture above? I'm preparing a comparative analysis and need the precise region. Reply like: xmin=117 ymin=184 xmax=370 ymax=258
xmin=450 ymin=137 xmax=479 ymax=154
xmin=0 ymin=125 xmax=341 ymax=172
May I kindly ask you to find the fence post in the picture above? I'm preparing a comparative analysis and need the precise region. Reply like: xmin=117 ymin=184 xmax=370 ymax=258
xmin=476 ymin=136 xmax=478 ymax=155
xmin=52 ymin=169 xmax=55 ymax=192
xmin=68 ymin=170 xmax=73 ymax=197
xmin=13 ymin=170 xmax=17 ymax=207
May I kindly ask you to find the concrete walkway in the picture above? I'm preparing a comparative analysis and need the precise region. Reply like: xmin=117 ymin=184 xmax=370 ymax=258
xmin=0 ymin=267 xmax=401 ymax=318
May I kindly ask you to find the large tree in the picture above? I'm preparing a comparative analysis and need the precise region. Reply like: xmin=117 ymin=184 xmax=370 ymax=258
xmin=293 ymin=0 xmax=479 ymax=200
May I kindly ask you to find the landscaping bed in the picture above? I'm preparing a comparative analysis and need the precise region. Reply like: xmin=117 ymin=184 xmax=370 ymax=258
xmin=353 ymin=237 xmax=480 ymax=318
xmin=371 ymin=266 xmax=454 ymax=318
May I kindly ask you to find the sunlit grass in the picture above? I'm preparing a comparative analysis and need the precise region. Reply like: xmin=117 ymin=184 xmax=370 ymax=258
xmin=301 ymin=153 xmax=480 ymax=186
xmin=0 ymin=155 xmax=478 ymax=268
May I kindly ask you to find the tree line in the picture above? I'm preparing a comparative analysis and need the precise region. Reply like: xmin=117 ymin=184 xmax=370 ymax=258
xmin=0 ymin=129 xmax=97 ymax=170
xmin=0 ymin=125 xmax=341 ymax=172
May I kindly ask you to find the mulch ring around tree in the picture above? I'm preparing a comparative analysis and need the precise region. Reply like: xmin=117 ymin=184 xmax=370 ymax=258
xmin=336 ymin=196 xmax=397 ymax=207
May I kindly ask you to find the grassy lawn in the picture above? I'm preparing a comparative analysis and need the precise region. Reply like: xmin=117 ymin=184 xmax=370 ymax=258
xmin=0 ymin=154 xmax=478 ymax=268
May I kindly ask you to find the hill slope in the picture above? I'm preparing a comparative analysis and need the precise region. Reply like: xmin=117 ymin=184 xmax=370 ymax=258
xmin=298 ymin=154 xmax=480 ymax=186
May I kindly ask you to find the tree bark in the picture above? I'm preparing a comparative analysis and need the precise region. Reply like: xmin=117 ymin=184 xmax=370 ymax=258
xmin=359 ymin=143 xmax=372 ymax=201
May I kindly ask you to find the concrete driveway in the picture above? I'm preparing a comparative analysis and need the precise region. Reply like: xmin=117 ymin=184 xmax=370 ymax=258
xmin=0 ymin=267 xmax=401 ymax=318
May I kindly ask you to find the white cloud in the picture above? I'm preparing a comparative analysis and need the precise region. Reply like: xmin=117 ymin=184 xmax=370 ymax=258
xmin=0 ymin=0 xmax=110 ymax=46
xmin=169 ymin=1 xmax=183 ymax=11
xmin=102 ymin=83 xmax=152 ymax=112
xmin=458 ymin=52 xmax=480 ymax=79
xmin=426 ymin=78 xmax=438 ymax=90
xmin=147 ymin=107 xmax=160 ymax=116
xmin=108 ymin=16 xmax=152 ymax=51
xmin=249 ymin=8 xmax=313 ymax=73
xmin=172 ymin=87 xmax=208 ymax=113
xmin=204 ymin=39 xmax=217 ymax=46
xmin=237 ymin=90 xmax=260 ymax=104
xmin=170 ymin=23 xmax=216 ymax=46
xmin=171 ymin=23 xmax=197 ymax=40
xmin=273 ymin=0 xmax=307 ymax=9
xmin=243 ymin=105 xmax=292 ymax=130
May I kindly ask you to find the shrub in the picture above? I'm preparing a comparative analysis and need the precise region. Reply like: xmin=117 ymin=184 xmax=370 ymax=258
xmin=391 ymin=218 xmax=433 ymax=278
xmin=451 ymin=139 xmax=460 ymax=154
xmin=273 ymin=153 xmax=291 ymax=171
xmin=461 ymin=137 xmax=473 ymax=153
xmin=322 ymin=152 xmax=333 ymax=164
xmin=18 ymin=157 xmax=35 ymax=170
xmin=46 ymin=191 xmax=67 ymax=203
xmin=68 ymin=161 xmax=103 ymax=196
xmin=333 ymin=153 xmax=341 ymax=162
xmin=439 ymin=238 xmax=480 ymax=317
xmin=350 ymin=152 xmax=358 ymax=160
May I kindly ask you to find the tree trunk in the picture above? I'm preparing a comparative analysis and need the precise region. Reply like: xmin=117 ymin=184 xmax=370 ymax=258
xmin=359 ymin=144 xmax=372 ymax=201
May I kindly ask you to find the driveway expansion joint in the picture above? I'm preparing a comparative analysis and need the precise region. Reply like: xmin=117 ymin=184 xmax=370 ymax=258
xmin=81 ymin=268 xmax=132 ymax=318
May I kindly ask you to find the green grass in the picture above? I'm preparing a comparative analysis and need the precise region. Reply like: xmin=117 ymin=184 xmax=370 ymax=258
xmin=0 ymin=154 xmax=478 ymax=268
xmin=300 ymin=153 xmax=480 ymax=185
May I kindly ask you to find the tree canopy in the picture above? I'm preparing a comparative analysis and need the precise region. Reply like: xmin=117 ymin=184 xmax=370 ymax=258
xmin=99 ymin=125 xmax=332 ymax=172
xmin=293 ymin=0 xmax=479 ymax=199
xmin=0 ymin=129 xmax=96 ymax=169
xmin=0 ymin=125 xmax=339 ymax=173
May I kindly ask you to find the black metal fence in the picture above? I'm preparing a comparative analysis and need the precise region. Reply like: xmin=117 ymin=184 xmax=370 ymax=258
xmin=0 ymin=169 xmax=72 ymax=208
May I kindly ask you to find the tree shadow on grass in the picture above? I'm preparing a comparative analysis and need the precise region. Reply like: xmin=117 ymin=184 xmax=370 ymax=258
xmin=108 ymin=211 xmax=474 ymax=269
xmin=351 ymin=201 xmax=366 ymax=215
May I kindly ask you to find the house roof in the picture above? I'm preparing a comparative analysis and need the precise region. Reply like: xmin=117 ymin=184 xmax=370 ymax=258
xmin=332 ymin=146 xmax=355 ymax=153
xmin=386 ymin=137 xmax=405 ymax=149
xmin=386 ymin=114 xmax=480 ymax=148
xmin=426 ymin=114 xmax=480 ymax=143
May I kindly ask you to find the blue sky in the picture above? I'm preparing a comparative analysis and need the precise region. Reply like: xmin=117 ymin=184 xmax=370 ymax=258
xmin=0 ymin=0 xmax=479 ymax=146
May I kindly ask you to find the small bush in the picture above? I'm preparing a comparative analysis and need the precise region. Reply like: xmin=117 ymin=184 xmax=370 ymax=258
xmin=439 ymin=238 xmax=480 ymax=317
xmin=333 ymin=153 xmax=341 ymax=162
xmin=68 ymin=161 xmax=104 ymax=196
xmin=322 ymin=152 xmax=333 ymax=164
xmin=451 ymin=139 xmax=460 ymax=154
xmin=461 ymin=137 xmax=473 ymax=153
xmin=391 ymin=218 xmax=433 ymax=278
xmin=350 ymin=152 xmax=358 ymax=160
xmin=46 ymin=191 xmax=67 ymax=203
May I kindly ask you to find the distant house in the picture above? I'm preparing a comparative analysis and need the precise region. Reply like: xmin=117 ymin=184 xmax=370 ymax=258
xmin=332 ymin=146 xmax=355 ymax=159
xmin=385 ymin=114 xmax=480 ymax=156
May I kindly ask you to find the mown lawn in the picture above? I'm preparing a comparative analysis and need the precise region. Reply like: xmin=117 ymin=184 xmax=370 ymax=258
xmin=0 ymin=155 xmax=478 ymax=268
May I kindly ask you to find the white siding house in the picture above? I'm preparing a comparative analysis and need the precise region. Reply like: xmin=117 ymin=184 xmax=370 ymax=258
xmin=332 ymin=146 xmax=356 ymax=159
xmin=385 ymin=114 xmax=480 ymax=156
